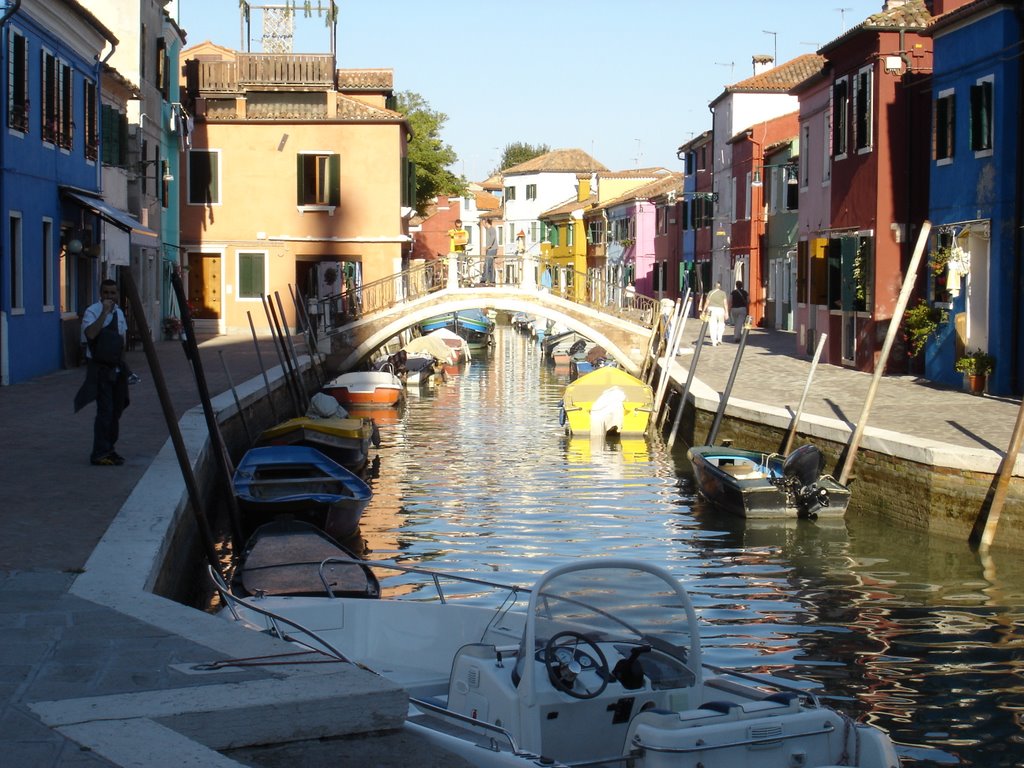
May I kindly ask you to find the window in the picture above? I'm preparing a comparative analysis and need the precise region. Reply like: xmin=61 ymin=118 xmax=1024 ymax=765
xmin=9 ymin=213 xmax=23 ymax=310
xmin=587 ymin=220 xmax=603 ymax=244
xmin=497 ymin=226 xmax=504 ymax=246
xmin=526 ymin=184 xmax=537 ymax=200
xmin=832 ymin=77 xmax=849 ymax=158
xmin=822 ymin=113 xmax=832 ymax=184
xmin=42 ymin=50 xmax=58 ymax=144
xmin=743 ymin=172 xmax=751 ymax=220
xmin=800 ymin=124 xmax=810 ymax=188
xmin=8 ymin=29 xmax=28 ymax=132
xmin=42 ymin=219 xmax=53 ymax=309
xmin=156 ymin=37 xmax=168 ymax=98
xmin=296 ymin=152 xmax=340 ymax=207
xmin=237 ymin=251 xmax=266 ymax=299
xmin=656 ymin=206 xmax=667 ymax=234
xmin=101 ymin=105 xmax=128 ymax=166
xmin=188 ymin=149 xmax=220 ymax=205
xmin=401 ymin=158 xmax=417 ymax=208
xmin=567 ymin=222 xmax=574 ymax=248
xmin=853 ymin=66 xmax=872 ymax=152
xmin=84 ymin=79 xmax=98 ymax=160
xmin=935 ymin=89 xmax=955 ymax=162
xmin=59 ymin=60 xmax=72 ymax=149
xmin=530 ymin=221 xmax=538 ymax=242
xmin=970 ymin=77 xmax=993 ymax=154
xmin=504 ymin=185 xmax=516 ymax=201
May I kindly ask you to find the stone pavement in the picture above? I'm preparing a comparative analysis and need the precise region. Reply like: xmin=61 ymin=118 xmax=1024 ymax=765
xmin=0 ymin=324 xmax=1021 ymax=767
xmin=670 ymin=324 xmax=1022 ymax=464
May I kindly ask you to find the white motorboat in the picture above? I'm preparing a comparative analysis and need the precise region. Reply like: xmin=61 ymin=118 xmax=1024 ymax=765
xmin=214 ymin=558 xmax=901 ymax=767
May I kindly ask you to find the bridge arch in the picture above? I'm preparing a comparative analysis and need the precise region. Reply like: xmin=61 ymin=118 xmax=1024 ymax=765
xmin=327 ymin=288 xmax=657 ymax=375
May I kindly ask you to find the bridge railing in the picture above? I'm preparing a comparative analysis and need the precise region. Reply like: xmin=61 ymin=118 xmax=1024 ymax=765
xmin=311 ymin=258 xmax=661 ymax=337
xmin=310 ymin=260 xmax=446 ymax=334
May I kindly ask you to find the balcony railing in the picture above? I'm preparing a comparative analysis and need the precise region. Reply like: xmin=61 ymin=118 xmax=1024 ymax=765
xmin=192 ymin=53 xmax=335 ymax=95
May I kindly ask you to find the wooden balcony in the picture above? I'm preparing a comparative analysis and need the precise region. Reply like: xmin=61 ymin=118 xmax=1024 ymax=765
xmin=190 ymin=53 xmax=335 ymax=95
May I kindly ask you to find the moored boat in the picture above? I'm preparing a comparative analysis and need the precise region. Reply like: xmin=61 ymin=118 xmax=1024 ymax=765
xmin=561 ymin=366 xmax=654 ymax=437
xmin=686 ymin=443 xmax=851 ymax=519
xmin=230 ymin=520 xmax=379 ymax=599
xmin=232 ymin=445 xmax=372 ymax=541
xmin=420 ymin=308 xmax=494 ymax=349
xmin=322 ymin=370 xmax=404 ymax=408
xmin=214 ymin=557 xmax=901 ymax=768
xmin=255 ymin=414 xmax=377 ymax=474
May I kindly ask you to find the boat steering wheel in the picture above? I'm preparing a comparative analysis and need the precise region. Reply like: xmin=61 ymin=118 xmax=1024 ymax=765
xmin=543 ymin=631 xmax=610 ymax=699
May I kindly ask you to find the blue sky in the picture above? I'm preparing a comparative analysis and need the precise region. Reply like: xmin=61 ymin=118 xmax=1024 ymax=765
xmin=172 ymin=1 xmax=885 ymax=181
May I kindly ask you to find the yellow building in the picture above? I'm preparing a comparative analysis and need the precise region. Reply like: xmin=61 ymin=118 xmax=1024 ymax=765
xmin=178 ymin=43 xmax=412 ymax=333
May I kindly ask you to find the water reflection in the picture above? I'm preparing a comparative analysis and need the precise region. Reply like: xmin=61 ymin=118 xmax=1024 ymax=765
xmin=348 ymin=326 xmax=1022 ymax=767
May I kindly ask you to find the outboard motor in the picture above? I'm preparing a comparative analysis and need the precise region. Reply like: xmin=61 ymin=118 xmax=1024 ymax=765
xmin=783 ymin=445 xmax=829 ymax=518
xmin=782 ymin=444 xmax=824 ymax=486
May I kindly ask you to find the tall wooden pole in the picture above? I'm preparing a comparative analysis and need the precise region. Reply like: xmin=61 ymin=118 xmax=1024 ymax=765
xmin=838 ymin=221 xmax=932 ymax=485
xmin=121 ymin=271 xmax=221 ymax=573
xmin=667 ymin=320 xmax=709 ymax=449
xmin=781 ymin=332 xmax=827 ymax=455
xmin=969 ymin=397 xmax=1024 ymax=549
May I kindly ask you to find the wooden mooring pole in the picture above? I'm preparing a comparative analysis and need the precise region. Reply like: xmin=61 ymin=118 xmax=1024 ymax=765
xmin=781 ymin=332 xmax=827 ymax=456
xmin=667 ymin=319 xmax=709 ymax=450
xmin=837 ymin=221 xmax=931 ymax=486
xmin=969 ymin=397 xmax=1024 ymax=550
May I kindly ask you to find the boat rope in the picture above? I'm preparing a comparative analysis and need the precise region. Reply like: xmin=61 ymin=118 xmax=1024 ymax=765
xmin=837 ymin=711 xmax=861 ymax=765
xmin=191 ymin=649 xmax=346 ymax=671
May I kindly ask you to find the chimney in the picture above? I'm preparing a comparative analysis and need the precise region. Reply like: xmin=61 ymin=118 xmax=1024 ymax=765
xmin=576 ymin=173 xmax=591 ymax=202
xmin=883 ymin=0 xmax=908 ymax=9
xmin=752 ymin=54 xmax=774 ymax=75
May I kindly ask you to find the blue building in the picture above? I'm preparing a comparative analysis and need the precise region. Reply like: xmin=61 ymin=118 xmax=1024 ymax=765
xmin=0 ymin=1 xmax=118 ymax=384
xmin=925 ymin=0 xmax=1022 ymax=396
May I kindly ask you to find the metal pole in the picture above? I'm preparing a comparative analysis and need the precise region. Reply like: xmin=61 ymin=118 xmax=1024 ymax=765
xmin=275 ymin=291 xmax=310 ymax=411
xmin=641 ymin=300 xmax=675 ymax=384
xmin=262 ymin=294 xmax=302 ymax=416
xmin=706 ymin=322 xmax=751 ymax=445
xmin=247 ymin=311 xmax=279 ymax=423
xmin=838 ymin=221 xmax=932 ymax=485
xmin=781 ymin=332 xmax=828 ymax=455
xmin=171 ymin=272 xmax=245 ymax=552
xmin=656 ymin=294 xmax=692 ymax=431
xmin=289 ymin=284 xmax=325 ymax=387
xmin=667 ymin=320 xmax=709 ymax=449
xmin=969 ymin=396 xmax=1024 ymax=549
xmin=650 ymin=301 xmax=683 ymax=426
xmin=218 ymin=350 xmax=252 ymax=446
xmin=120 ymin=271 xmax=221 ymax=574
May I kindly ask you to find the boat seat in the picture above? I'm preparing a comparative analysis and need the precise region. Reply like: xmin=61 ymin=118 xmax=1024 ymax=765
xmin=719 ymin=463 xmax=766 ymax=480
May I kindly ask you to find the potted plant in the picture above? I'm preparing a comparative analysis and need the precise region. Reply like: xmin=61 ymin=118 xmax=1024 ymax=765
xmin=954 ymin=349 xmax=995 ymax=395
xmin=161 ymin=315 xmax=183 ymax=340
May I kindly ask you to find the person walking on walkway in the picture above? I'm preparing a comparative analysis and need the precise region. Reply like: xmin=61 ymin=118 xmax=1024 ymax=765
xmin=701 ymin=281 xmax=728 ymax=346
xmin=730 ymin=280 xmax=748 ymax=342
xmin=74 ymin=279 xmax=130 ymax=466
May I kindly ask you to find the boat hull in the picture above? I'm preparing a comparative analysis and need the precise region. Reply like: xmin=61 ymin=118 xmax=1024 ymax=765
xmin=323 ymin=371 xmax=404 ymax=408
xmin=687 ymin=445 xmax=850 ymax=519
xmin=233 ymin=446 xmax=372 ymax=541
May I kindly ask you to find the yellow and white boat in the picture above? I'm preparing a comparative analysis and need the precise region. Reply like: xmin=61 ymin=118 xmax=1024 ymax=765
xmin=560 ymin=366 xmax=654 ymax=437
xmin=256 ymin=415 xmax=378 ymax=473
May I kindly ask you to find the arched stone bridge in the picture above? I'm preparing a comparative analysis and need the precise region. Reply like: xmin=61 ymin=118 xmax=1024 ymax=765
xmin=322 ymin=286 xmax=659 ymax=376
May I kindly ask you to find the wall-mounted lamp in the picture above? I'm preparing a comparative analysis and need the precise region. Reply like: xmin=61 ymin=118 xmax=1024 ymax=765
xmin=137 ymin=159 xmax=174 ymax=183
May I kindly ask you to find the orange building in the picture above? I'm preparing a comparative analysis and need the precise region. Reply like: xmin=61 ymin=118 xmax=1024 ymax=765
xmin=178 ymin=43 xmax=412 ymax=333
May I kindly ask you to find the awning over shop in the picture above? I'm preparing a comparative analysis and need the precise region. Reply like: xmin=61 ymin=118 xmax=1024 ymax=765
xmin=61 ymin=188 xmax=159 ymax=244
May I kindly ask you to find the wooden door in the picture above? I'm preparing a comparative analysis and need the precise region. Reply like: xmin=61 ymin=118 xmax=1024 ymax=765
xmin=187 ymin=252 xmax=220 ymax=319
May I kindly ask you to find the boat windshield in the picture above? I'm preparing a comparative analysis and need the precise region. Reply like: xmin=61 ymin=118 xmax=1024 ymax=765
xmin=527 ymin=562 xmax=698 ymax=663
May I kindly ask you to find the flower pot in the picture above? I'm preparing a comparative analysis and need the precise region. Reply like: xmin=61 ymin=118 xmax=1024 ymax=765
xmin=967 ymin=374 xmax=987 ymax=395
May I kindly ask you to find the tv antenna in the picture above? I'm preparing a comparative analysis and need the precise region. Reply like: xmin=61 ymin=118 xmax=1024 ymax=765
xmin=714 ymin=61 xmax=735 ymax=79
xmin=835 ymin=7 xmax=853 ymax=32
xmin=763 ymin=30 xmax=777 ymax=63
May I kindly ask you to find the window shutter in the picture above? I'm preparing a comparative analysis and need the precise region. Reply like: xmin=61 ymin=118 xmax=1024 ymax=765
xmin=118 ymin=113 xmax=128 ymax=166
xmin=296 ymin=154 xmax=304 ymax=204
xmin=329 ymin=153 xmax=341 ymax=206
xmin=239 ymin=254 xmax=253 ymax=297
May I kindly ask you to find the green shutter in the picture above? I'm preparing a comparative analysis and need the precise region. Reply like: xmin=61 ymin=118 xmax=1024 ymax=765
xmin=329 ymin=154 xmax=341 ymax=206
xmin=239 ymin=253 xmax=253 ymax=297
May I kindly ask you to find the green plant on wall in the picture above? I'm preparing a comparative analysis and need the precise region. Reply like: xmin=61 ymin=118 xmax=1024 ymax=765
xmin=903 ymin=299 xmax=947 ymax=357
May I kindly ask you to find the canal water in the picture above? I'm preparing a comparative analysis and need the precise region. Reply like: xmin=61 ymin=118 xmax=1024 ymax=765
xmin=348 ymin=325 xmax=1022 ymax=767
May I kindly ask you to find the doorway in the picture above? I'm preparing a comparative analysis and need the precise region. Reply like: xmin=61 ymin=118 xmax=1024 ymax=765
xmin=187 ymin=251 xmax=221 ymax=320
